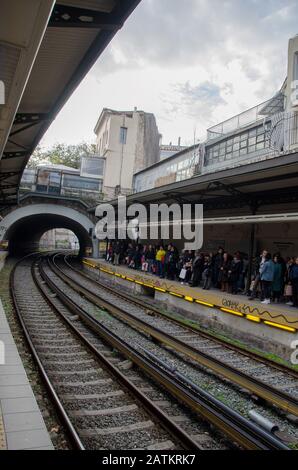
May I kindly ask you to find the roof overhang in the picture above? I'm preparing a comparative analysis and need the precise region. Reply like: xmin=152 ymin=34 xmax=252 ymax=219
xmin=0 ymin=0 xmax=141 ymax=206
xmin=91 ymin=151 xmax=298 ymax=215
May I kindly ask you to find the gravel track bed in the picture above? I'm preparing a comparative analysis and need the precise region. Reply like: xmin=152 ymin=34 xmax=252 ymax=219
xmin=45 ymin=362 xmax=98 ymax=372
xmin=84 ymin=428 xmax=176 ymax=450
xmin=38 ymin=261 xmax=234 ymax=449
xmin=12 ymin=258 xmax=192 ymax=451
xmin=66 ymin=264 xmax=298 ymax=397
xmin=46 ymin=262 xmax=298 ymax=443
xmin=0 ymin=258 xmax=71 ymax=449
xmin=74 ymin=410 xmax=152 ymax=429
xmin=62 ymin=396 xmax=135 ymax=410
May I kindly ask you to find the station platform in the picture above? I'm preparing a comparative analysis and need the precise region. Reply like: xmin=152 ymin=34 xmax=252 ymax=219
xmin=84 ymin=258 xmax=298 ymax=360
xmin=0 ymin=301 xmax=53 ymax=450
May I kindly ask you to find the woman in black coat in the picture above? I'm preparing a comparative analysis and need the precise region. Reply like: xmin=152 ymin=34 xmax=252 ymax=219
xmin=218 ymin=252 xmax=232 ymax=292
xmin=230 ymin=253 xmax=243 ymax=294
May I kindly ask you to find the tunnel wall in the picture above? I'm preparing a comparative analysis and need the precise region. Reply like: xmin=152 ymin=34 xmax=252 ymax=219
xmin=0 ymin=203 xmax=95 ymax=256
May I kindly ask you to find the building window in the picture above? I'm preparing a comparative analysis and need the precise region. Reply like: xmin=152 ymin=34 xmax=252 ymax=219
xmin=120 ymin=127 xmax=128 ymax=144
xmin=294 ymin=52 xmax=298 ymax=81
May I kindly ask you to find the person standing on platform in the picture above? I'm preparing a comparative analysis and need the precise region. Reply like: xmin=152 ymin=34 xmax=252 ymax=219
xmin=212 ymin=247 xmax=224 ymax=288
xmin=164 ymin=244 xmax=173 ymax=279
xmin=272 ymin=255 xmax=283 ymax=303
xmin=289 ymin=257 xmax=298 ymax=307
xmin=146 ymin=245 xmax=156 ymax=274
xmin=113 ymin=241 xmax=121 ymax=266
xmin=260 ymin=253 xmax=274 ymax=304
xmin=219 ymin=252 xmax=232 ymax=293
xmin=190 ymin=251 xmax=204 ymax=287
xmin=230 ymin=253 xmax=243 ymax=294
xmin=156 ymin=245 xmax=166 ymax=278
xmin=202 ymin=255 xmax=212 ymax=290
xmin=167 ymin=245 xmax=178 ymax=280
xmin=248 ymin=249 xmax=268 ymax=301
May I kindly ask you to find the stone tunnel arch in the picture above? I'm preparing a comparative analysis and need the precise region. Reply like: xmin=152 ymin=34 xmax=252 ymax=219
xmin=0 ymin=204 xmax=96 ymax=257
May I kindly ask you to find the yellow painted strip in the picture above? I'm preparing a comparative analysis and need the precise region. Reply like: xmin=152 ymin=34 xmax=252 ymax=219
xmin=85 ymin=260 xmax=298 ymax=334
xmin=83 ymin=261 xmax=96 ymax=268
xmin=154 ymin=287 xmax=167 ymax=292
xmin=263 ymin=321 xmax=296 ymax=333
xmin=220 ymin=307 xmax=244 ymax=317
xmin=246 ymin=315 xmax=261 ymax=323
xmin=195 ymin=299 xmax=215 ymax=307
xmin=169 ymin=292 xmax=184 ymax=298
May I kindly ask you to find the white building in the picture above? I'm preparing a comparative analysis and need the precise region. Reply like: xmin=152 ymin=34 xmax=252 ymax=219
xmin=40 ymin=229 xmax=79 ymax=250
xmin=94 ymin=108 xmax=160 ymax=200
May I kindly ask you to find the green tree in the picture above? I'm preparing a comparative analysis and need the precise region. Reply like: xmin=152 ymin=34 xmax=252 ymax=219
xmin=27 ymin=142 xmax=97 ymax=169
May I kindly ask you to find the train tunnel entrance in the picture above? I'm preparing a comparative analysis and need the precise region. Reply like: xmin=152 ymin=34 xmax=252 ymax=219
xmin=40 ymin=229 xmax=79 ymax=252
xmin=6 ymin=214 xmax=91 ymax=257
xmin=0 ymin=203 xmax=95 ymax=257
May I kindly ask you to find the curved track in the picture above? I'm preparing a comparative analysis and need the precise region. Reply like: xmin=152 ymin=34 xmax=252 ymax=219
xmin=26 ymin=252 xmax=292 ymax=450
xmin=52 ymin=255 xmax=298 ymax=419
xmin=11 ymin=255 xmax=211 ymax=450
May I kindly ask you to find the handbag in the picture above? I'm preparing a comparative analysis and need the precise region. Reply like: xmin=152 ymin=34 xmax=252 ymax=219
xmin=142 ymin=262 xmax=148 ymax=272
xmin=179 ymin=268 xmax=187 ymax=280
xmin=284 ymin=284 xmax=293 ymax=296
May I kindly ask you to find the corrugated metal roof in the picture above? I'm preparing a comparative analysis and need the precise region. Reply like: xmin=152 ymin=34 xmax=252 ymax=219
xmin=0 ymin=0 xmax=141 ymax=206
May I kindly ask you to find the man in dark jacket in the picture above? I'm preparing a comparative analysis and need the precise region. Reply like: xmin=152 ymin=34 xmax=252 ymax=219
xmin=230 ymin=253 xmax=243 ymax=294
xmin=212 ymin=247 xmax=224 ymax=288
xmin=190 ymin=252 xmax=204 ymax=287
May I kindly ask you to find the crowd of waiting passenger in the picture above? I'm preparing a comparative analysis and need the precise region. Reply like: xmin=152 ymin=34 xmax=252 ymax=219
xmin=105 ymin=242 xmax=298 ymax=307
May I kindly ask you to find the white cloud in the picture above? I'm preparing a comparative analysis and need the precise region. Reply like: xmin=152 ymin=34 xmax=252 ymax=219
xmin=41 ymin=0 xmax=298 ymax=148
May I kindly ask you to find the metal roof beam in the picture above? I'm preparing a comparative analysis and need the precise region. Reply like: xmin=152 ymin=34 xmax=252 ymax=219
xmin=0 ymin=171 xmax=21 ymax=182
xmin=49 ymin=4 xmax=122 ymax=30
xmin=2 ymin=151 xmax=28 ymax=160
xmin=9 ymin=113 xmax=50 ymax=138
xmin=7 ymin=139 xmax=30 ymax=151
xmin=14 ymin=113 xmax=49 ymax=124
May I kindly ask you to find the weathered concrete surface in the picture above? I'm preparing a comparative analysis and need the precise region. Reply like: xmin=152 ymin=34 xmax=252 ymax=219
xmin=84 ymin=259 xmax=298 ymax=361
xmin=0 ymin=300 xmax=53 ymax=450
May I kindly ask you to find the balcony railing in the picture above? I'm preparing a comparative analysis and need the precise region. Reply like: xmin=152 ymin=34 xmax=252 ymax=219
xmin=207 ymin=99 xmax=271 ymax=141
xmin=197 ymin=111 xmax=298 ymax=175
xmin=19 ymin=184 xmax=103 ymax=206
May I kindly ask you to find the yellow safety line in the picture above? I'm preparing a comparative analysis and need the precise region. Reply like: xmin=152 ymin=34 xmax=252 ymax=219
xmin=84 ymin=260 xmax=297 ymax=333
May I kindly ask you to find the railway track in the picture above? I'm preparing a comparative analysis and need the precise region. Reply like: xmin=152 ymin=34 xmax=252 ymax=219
xmin=28 ymin=252 xmax=293 ymax=449
xmin=78 ymin=258 xmax=298 ymax=377
xmin=50 ymin=254 xmax=298 ymax=420
xmin=11 ymin=255 xmax=210 ymax=450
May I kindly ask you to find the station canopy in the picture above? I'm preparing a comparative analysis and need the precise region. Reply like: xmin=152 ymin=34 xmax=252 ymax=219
xmin=99 ymin=151 xmax=298 ymax=220
xmin=0 ymin=0 xmax=141 ymax=206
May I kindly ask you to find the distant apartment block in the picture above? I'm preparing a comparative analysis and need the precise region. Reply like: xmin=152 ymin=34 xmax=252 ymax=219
xmin=94 ymin=108 xmax=160 ymax=200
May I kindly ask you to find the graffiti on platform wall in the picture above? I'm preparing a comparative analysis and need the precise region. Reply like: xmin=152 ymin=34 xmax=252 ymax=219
xmin=222 ymin=298 xmax=298 ymax=328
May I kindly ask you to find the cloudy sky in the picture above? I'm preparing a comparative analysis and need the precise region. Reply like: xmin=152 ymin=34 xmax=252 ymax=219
xmin=41 ymin=0 xmax=298 ymax=148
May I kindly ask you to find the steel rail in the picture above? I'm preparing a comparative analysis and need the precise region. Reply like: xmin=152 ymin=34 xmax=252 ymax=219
xmin=42 ymin=255 xmax=289 ymax=450
xmin=65 ymin=255 xmax=298 ymax=379
xmin=50 ymin=254 xmax=298 ymax=418
xmin=10 ymin=255 xmax=85 ymax=450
